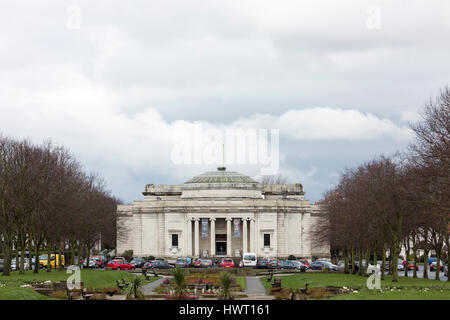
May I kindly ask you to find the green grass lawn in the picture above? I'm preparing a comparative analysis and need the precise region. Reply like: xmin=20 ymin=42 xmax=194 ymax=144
xmin=0 ymin=269 xmax=160 ymax=300
xmin=236 ymin=276 xmax=246 ymax=291
xmin=261 ymin=272 xmax=450 ymax=300
xmin=0 ymin=287 xmax=56 ymax=300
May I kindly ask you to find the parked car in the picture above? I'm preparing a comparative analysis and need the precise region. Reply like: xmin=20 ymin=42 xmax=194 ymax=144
xmin=241 ymin=253 xmax=257 ymax=268
xmin=430 ymin=261 xmax=445 ymax=272
xmin=279 ymin=260 xmax=294 ymax=269
xmin=0 ymin=259 xmax=4 ymax=271
xmin=407 ymin=261 xmax=419 ymax=271
xmin=269 ymin=259 xmax=280 ymax=269
xmin=192 ymin=258 xmax=202 ymax=268
xmin=89 ymin=255 xmax=106 ymax=268
xmin=145 ymin=260 xmax=174 ymax=269
xmin=11 ymin=258 xmax=31 ymax=271
xmin=39 ymin=254 xmax=65 ymax=269
xmin=444 ymin=265 xmax=448 ymax=277
xmin=309 ymin=261 xmax=340 ymax=272
xmin=299 ymin=259 xmax=310 ymax=268
xmin=291 ymin=260 xmax=307 ymax=272
xmin=428 ymin=257 xmax=437 ymax=265
xmin=220 ymin=258 xmax=235 ymax=268
xmin=107 ymin=259 xmax=135 ymax=270
xmin=174 ymin=258 xmax=189 ymax=268
xmin=130 ymin=257 xmax=146 ymax=268
xmin=256 ymin=259 xmax=271 ymax=269
xmin=200 ymin=259 xmax=213 ymax=268
xmin=113 ymin=256 xmax=127 ymax=262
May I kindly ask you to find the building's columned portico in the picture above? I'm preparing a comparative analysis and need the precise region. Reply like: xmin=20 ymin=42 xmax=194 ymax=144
xmin=117 ymin=167 xmax=330 ymax=259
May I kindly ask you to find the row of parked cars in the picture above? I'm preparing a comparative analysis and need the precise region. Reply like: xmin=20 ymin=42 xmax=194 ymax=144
xmin=336 ymin=258 xmax=448 ymax=274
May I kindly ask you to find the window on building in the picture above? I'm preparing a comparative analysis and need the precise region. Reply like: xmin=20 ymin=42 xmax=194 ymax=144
xmin=264 ymin=234 xmax=270 ymax=247
xmin=172 ymin=234 xmax=178 ymax=247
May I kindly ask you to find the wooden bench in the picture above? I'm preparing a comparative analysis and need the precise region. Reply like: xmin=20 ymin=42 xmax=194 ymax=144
xmin=116 ymin=278 xmax=129 ymax=290
xmin=272 ymin=277 xmax=281 ymax=289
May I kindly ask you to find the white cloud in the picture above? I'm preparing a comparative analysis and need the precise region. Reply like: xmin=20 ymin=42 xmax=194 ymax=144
xmin=0 ymin=0 xmax=446 ymax=202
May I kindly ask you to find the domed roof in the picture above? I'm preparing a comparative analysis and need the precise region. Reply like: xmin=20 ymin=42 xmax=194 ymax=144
xmin=184 ymin=167 xmax=258 ymax=184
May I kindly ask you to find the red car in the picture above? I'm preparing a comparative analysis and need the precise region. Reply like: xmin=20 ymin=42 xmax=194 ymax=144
xmin=220 ymin=258 xmax=235 ymax=268
xmin=193 ymin=258 xmax=202 ymax=268
xmin=107 ymin=259 xmax=135 ymax=270
xmin=407 ymin=262 xmax=419 ymax=271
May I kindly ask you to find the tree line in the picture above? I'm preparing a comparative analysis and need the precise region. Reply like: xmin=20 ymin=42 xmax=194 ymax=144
xmin=315 ymin=87 xmax=449 ymax=282
xmin=0 ymin=136 xmax=120 ymax=275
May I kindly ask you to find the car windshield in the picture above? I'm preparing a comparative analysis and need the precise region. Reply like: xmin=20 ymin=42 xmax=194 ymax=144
xmin=223 ymin=259 xmax=232 ymax=263
xmin=176 ymin=259 xmax=186 ymax=263
xmin=243 ymin=255 xmax=256 ymax=261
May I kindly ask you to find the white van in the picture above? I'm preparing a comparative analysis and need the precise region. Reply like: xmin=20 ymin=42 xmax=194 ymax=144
xmin=241 ymin=253 xmax=257 ymax=268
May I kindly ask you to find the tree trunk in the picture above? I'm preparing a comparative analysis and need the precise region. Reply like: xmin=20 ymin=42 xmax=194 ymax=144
xmin=446 ymin=237 xmax=450 ymax=282
xmin=404 ymin=241 xmax=409 ymax=277
xmin=381 ymin=243 xmax=386 ymax=280
xmin=344 ymin=248 xmax=349 ymax=274
xmin=351 ymin=247 xmax=355 ymax=274
xmin=364 ymin=249 xmax=370 ymax=274
xmin=358 ymin=248 xmax=363 ymax=276
xmin=58 ymin=242 xmax=63 ymax=271
xmin=435 ymin=248 xmax=441 ymax=281
xmin=28 ymin=238 xmax=33 ymax=271
xmin=2 ymin=243 xmax=12 ymax=276
xmin=423 ymin=246 xmax=429 ymax=280
xmin=19 ymin=243 xmax=25 ymax=274
xmin=85 ymin=244 xmax=90 ymax=269
xmin=392 ymin=239 xmax=399 ymax=282
xmin=46 ymin=244 xmax=51 ymax=272
xmin=15 ymin=245 xmax=19 ymax=272
xmin=33 ymin=242 xmax=40 ymax=274
xmin=412 ymin=236 xmax=418 ymax=279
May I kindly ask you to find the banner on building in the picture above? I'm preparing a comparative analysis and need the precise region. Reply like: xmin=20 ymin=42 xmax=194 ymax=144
xmin=201 ymin=218 xmax=209 ymax=238
xmin=233 ymin=218 xmax=241 ymax=238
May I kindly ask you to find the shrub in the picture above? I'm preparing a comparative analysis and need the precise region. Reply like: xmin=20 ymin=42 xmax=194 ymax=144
xmin=219 ymin=271 xmax=233 ymax=300
xmin=126 ymin=276 xmax=145 ymax=299
xmin=288 ymin=255 xmax=296 ymax=260
xmin=122 ymin=250 xmax=134 ymax=261
xmin=171 ymin=267 xmax=187 ymax=299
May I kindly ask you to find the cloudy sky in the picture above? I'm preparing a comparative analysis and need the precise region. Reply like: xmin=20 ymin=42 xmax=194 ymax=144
xmin=1 ymin=1 xmax=449 ymax=203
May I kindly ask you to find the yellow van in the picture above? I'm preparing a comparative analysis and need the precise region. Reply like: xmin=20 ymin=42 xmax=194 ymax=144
xmin=39 ymin=254 xmax=65 ymax=269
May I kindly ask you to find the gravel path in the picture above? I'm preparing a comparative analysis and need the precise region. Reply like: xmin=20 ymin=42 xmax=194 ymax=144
xmin=141 ymin=276 xmax=169 ymax=294
xmin=245 ymin=277 xmax=267 ymax=296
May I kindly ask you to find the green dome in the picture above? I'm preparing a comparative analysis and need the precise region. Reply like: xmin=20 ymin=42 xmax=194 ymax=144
xmin=184 ymin=167 xmax=258 ymax=184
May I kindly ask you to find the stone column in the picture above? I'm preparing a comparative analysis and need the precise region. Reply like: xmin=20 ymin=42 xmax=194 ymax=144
xmin=250 ymin=218 xmax=255 ymax=253
xmin=194 ymin=218 xmax=200 ymax=257
xmin=187 ymin=219 xmax=192 ymax=256
xmin=210 ymin=218 xmax=216 ymax=257
xmin=226 ymin=218 xmax=232 ymax=256
xmin=242 ymin=218 xmax=248 ymax=253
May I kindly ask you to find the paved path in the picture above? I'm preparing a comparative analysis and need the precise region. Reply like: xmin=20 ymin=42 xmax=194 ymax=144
xmin=245 ymin=276 xmax=268 ymax=297
xmin=142 ymin=276 xmax=169 ymax=294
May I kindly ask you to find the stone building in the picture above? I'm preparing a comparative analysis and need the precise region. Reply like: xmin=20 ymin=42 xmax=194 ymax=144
xmin=117 ymin=167 xmax=329 ymax=259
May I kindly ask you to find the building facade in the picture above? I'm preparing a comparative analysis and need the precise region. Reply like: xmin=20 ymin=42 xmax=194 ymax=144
xmin=117 ymin=167 xmax=329 ymax=259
